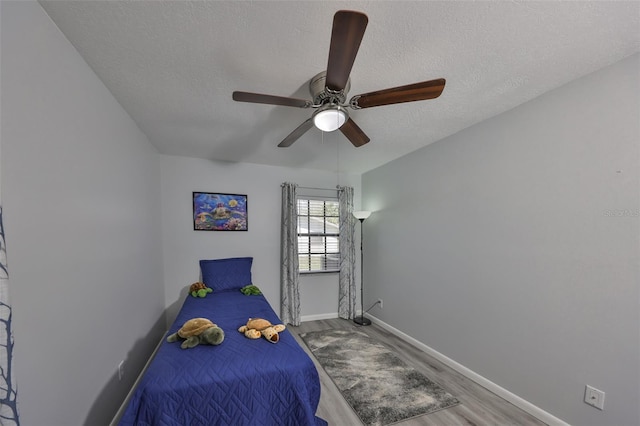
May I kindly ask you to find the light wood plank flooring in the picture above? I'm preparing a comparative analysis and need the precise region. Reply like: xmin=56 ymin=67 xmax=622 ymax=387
xmin=289 ymin=318 xmax=547 ymax=426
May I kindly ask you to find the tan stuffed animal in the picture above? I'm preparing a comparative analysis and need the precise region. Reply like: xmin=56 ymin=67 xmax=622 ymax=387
xmin=238 ymin=318 xmax=286 ymax=343
xmin=167 ymin=318 xmax=224 ymax=349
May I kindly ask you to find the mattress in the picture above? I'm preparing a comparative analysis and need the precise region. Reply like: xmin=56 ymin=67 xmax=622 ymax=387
xmin=119 ymin=291 xmax=326 ymax=426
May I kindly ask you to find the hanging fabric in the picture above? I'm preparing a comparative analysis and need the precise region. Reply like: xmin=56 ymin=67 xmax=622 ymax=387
xmin=280 ymin=183 xmax=301 ymax=326
xmin=0 ymin=147 xmax=20 ymax=425
xmin=337 ymin=186 xmax=356 ymax=320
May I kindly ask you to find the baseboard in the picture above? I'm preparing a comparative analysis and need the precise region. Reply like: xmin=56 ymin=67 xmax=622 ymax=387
xmin=366 ymin=313 xmax=570 ymax=426
xmin=109 ymin=332 xmax=167 ymax=426
xmin=301 ymin=312 xmax=339 ymax=322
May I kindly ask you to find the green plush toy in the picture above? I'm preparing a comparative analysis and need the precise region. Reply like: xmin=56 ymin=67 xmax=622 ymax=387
xmin=189 ymin=282 xmax=213 ymax=298
xmin=240 ymin=284 xmax=262 ymax=295
xmin=167 ymin=318 xmax=225 ymax=349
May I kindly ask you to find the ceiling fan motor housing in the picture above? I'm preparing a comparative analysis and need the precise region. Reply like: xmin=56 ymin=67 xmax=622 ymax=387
xmin=309 ymin=71 xmax=350 ymax=106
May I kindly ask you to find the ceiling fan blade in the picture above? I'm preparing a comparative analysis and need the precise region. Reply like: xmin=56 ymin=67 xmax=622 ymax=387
xmin=278 ymin=118 xmax=315 ymax=148
xmin=233 ymin=91 xmax=312 ymax=108
xmin=339 ymin=118 xmax=370 ymax=147
xmin=351 ymin=78 xmax=446 ymax=109
xmin=325 ymin=11 xmax=368 ymax=92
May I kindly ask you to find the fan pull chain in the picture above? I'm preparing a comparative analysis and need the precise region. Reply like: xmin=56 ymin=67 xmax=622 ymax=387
xmin=336 ymin=135 xmax=341 ymax=187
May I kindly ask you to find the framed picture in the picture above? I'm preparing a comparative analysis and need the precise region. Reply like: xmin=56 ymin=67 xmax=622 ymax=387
xmin=193 ymin=192 xmax=248 ymax=231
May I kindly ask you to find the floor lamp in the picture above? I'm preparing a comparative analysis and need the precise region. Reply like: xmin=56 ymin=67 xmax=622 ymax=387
xmin=353 ymin=210 xmax=371 ymax=326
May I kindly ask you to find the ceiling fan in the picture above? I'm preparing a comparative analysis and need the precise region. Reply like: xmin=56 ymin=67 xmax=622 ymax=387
xmin=232 ymin=10 xmax=446 ymax=148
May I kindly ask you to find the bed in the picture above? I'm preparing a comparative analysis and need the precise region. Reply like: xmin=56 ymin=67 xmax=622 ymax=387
xmin=119 ymin=257 xmax=326 ymax=426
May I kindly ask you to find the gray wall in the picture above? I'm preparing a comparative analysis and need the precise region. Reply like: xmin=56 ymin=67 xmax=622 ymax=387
xmin=1 ymin=2 xmax=165 ymax=425
xmin=362 ymin=53 xmax=639 ymax=426
xmin=159 ymin=154 xmax=361 ymax=326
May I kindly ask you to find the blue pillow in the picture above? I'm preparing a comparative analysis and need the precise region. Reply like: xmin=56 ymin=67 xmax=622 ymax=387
xmin=200 ymin=257 xmax=253 ymax=292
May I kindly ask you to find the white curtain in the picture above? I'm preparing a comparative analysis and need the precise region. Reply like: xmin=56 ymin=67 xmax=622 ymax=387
xmin=337 ymin=186 xmax=356 ymax=319
xmin=0 ymin=149 xmax=20 ymax=424
xmin=280 ymin=183 xmax=300 ymax=326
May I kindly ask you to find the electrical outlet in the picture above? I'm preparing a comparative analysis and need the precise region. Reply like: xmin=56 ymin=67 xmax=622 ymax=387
xmin=118 ymin=360 xmax=125 ymax=381
xmin=584 ymin=385 xmax=605 ymax=410
xmin=377 ymin=299 xmax=383 ymax=309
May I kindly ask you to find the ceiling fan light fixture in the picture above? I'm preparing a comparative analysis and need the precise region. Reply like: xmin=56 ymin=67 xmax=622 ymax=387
xmin=313 ymin=105 xmax=348 ymax=132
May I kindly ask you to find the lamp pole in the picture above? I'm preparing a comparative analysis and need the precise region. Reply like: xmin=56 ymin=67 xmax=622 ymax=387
xmin=353 ymin=211 xmax=371 ymax=326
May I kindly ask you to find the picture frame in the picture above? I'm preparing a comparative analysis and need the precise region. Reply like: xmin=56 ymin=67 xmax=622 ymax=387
xmin=193 ymin=192 xmax=248 ymax=231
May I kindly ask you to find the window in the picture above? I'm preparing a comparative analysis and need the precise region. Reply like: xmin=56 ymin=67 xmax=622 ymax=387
xmin=297 ymin=198 xmax=340 ymax=273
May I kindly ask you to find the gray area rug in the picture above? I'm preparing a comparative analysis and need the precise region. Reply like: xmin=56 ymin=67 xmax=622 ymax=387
xmin=301 ymin=328 xmax=459 ymax=426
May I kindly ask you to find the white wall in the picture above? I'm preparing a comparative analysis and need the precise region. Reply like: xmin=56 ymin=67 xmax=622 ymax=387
xmin=1 ymin=2 xmax=165 ymax=425
xmin=362 ymin=53 xmax=639 ymax=426
xmin=160 ymin=154 xmax=361 ymax=325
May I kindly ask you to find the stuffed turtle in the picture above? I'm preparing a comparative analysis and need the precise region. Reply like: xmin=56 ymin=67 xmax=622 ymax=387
xmin=189 ymin=282 xmax=213 ymax=298
xmin=167 ymin=318 xmax=224 ymax=349
xmin=238 ymin=318 xmax=285 ymax=343
xmin=240 ymin=284 xmax=262 ymax=295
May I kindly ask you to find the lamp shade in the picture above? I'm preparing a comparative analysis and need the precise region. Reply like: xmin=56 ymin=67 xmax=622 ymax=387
xmin=313 ymin=105 xmax=347 ymax=132
xmin=352 ymin=210 xmax=371 ymax=220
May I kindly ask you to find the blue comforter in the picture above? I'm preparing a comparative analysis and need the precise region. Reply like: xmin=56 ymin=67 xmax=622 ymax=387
xmin=119 ymin=291 xmax=326 ymax=426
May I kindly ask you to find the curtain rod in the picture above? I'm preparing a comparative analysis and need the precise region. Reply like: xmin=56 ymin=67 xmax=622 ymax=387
xmin=281 ymin=183 xmax=348 ymax=191
xmin=298 ymin=185 xmax=345 ymax=192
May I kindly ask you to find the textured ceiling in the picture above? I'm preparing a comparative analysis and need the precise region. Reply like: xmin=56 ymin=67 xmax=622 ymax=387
xmin=39 ymin=1 xmax=640 ymax=174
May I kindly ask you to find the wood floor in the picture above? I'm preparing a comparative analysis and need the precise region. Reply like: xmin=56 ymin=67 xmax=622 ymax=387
xmin=289 ymin=318 xmax=547 ymax=426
